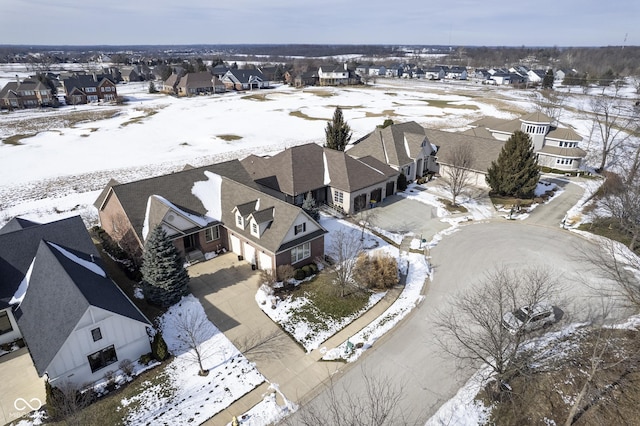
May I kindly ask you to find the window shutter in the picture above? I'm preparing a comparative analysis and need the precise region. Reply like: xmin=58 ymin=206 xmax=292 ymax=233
xmin=303 ymin=222 xmax=306 ymax=232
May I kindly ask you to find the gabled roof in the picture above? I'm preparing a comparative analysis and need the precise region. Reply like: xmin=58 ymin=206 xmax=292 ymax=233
xmin=347 ymin=121 xmax=428 ymax=168
xmin=16 ymin=240 xmax=149 ymax=375
xmin=103 ymin=160 xmax=259 ymax=242
xmin=240 ymin=143 xmax=398 ymax=197
xmin=224 ymin=69 xmax=266 ymax=84
xmin=177 ymin=71 xmax=215 ymax=89
xmin=426 ymin=129 xmax=505 ymax=174
xmin=219 ymin=179 xmax=325 ymax=254
xmin=0 ymin=216 xmax=98 ymax=309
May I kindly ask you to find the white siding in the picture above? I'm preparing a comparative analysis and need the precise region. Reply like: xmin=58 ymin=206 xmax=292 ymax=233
xmin=281 ymin=213 xmax=322 ymax=245
xmin=47 ymin=306 xmax=150 ymax=386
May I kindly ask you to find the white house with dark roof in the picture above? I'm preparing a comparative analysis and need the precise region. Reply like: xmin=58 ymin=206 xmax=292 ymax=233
xmin=469 ymin=111 xmax=587 ymax=171
xmin=0 ymin=216 xmax=151 ymax=386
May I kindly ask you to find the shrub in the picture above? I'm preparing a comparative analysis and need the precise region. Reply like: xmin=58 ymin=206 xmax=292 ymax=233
xmin=397 ymin=173 xmax=408 ymax=191
xmin=308 ymin=263 xmax=318 ymax=274
xmin=301 ymin=265 xmax=312 ymax=277
xmin=139 ymin=352 xmax=153 ymax=365
xmin=151 ymin=331 xmax=169 ymax=361
xmin=276 ymin=264 xmax=295 ymax=282
xmin=294 ymin=268 xmax=306 ymax=280
xmin=119 ymin=359 xmax=134 ymax=377
xmin=353 ymin=252 xmax=399 ymax=290
xmin=260 ymin=268 xmax=278 ymax=287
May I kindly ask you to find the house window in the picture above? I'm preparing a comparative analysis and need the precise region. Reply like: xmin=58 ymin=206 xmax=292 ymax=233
xmin=205 ymin=225 xmax=220 ymax=242
xmin=252 ymin=222 xmax=258 ymax=235
xmin=0 ymin=311 xmax=13 ymax=335
xmin=291 ymin=242 xmax=311 ymax=264
xmin=334 ymin=191 xmax=344 ymax=204
xmin=91 ymin=327 xmax=102 ymax=342
xmin=294 ymin=223 xmax=306 ymax=235
xmin=236 ymin=214 xmax=244 ymax=228
xmin=85 ymin=87 xmax=96 ymax=93
xmin=87 ymin=345 xmax=118 ymax=373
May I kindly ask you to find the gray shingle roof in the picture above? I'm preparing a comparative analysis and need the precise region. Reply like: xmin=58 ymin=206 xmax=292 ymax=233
xmin=537 ymin=145 xmax=587 ymax=158
xmin=425 ymin=129 xmax=505 ymax=174
xmin=0 ymin=217 xmax=39 ymax=235
xmin=0 ymin=216 xmax=98 ymax=309
xmin=17 ymin=240 xmax=149 ymax=375
xmin=347 ymin=121 xmax=427 ymax=168
xmin=108 ymin=160 xmax=259 ymax=242
xmin=546 ymin=127 xmax=583 ymax=142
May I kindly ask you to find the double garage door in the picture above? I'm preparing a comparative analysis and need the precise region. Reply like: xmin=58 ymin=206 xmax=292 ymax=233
xmin=229 ymin=234 xmax=272 ymax=270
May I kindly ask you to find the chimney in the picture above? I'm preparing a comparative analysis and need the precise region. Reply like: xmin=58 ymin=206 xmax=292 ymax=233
xmin=344 ymin=63 xmax=348 ymax=71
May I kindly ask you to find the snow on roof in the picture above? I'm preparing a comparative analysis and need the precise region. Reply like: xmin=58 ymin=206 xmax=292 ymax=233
xmin=9 ymin=257 xmax=35 ymax=306
xmin=50 ymin=241 xmax=106 ymax=278
xmin=142 ymin=193 xmax=211 ymax=240
xmin=322 ymin=151 xmax=331 ymax=186
xmin=191 ymin=171 xmax=223 ymax=222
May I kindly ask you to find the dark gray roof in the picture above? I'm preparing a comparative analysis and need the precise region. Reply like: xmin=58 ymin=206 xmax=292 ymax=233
xmin=347 ymin=121 xmax=427 ymax=168
xmin=107 ymin=160 xmax=259 ymax=242
xmin=0 ymin=216 xmax=98 ymax=309
xmin=0 ymin=217 xmax=40 ymax=235
xmin=17 ymin=240 xmax=149 ymax=375
xmin=93 ymin=178 xmax=120 ymax=210
xmin=225 ymin=69 xmax=265 ymax=84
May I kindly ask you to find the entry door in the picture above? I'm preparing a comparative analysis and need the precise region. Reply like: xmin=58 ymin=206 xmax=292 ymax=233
xmin=184 ymin=234 xmax=196 ymax=251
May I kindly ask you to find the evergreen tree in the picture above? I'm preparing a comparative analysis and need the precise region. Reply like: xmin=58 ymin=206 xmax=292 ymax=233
xmin=486 ymin=130 xmax=540 ymax=198
xmin=148 ymin=81 xmax=157 ymax=94
xmin=325 ymin=106 xmax=352 ymax=151
xmin=301 ymin=191 xmax=320 ymax=220
xmin=542 ymin=69 xmax=554 ymax=89
xmin=151 ymin=331 xmax=170 ymax=361
xmin=397 ymin=173 xmax=408 ymax=191
xmin=141 ymin=225 xmax=189 ymax=307
xmin=380 ymin=118 xmax=394 ymax=128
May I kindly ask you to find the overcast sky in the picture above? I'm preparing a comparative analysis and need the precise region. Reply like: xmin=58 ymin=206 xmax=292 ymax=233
xmin=2 ymin=0 xmax=638 ymax=47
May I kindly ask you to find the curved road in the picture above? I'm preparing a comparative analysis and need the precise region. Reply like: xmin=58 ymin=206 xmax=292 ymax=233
xmin=297 ymin=179 xmax=607 ymax=424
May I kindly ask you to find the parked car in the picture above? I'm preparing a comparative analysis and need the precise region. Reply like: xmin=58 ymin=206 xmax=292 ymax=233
xmin=502 ymin=302 xmax=555 ymax=334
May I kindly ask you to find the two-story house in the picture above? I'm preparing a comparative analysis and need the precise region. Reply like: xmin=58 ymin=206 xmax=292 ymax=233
xmin=61 ymin=74 xmax=118 ymax=105
xmin=0 ymin=78 xmax=55 ymax=109
xmin=221 ymin=69 xmax=269 ymax=91
xmin=95 ymin=160 xmax=326 ymax=271
xmin=318 ymin=64 xmax=360 ymax=86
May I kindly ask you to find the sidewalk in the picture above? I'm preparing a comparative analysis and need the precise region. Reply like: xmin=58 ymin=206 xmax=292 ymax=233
xmin=193 ymin=251 xmax=408 ymax=426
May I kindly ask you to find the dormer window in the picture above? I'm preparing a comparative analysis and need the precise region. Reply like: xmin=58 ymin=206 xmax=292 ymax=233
xmin=236 ymin=213 xmax=244 ymax=228
xmin=251 ymin=222 xmax=259 ymax=236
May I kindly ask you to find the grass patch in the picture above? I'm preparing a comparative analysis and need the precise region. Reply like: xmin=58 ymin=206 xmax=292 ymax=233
xmin=121 ymin=108 xmax=160 ymax=127
xmin=288 ymin=273 xmax=370 ymax=324
xmin=47 ymin=365 xmax=172 ymax=426
xmin=216 ymin=134 xmax=243 ymax=141
xmin=364 ymin=109 xmax=398 ymax=118
xmin=489 ymin=195 xmax=534 ymax=209
xmin=304 ymin=89 xmax=334 ymax=98
xmin=384 ymin=92 xmax=398 ymax=96
xmin=242 ymin=93 xmax=270 ymax=101
xmin=579 ymin=218 xmax=640 ymax=255
xmin=437 ymin=197 xmax=469 ymax=213
xmin=289 ymin=110 xmax=327 ymax=121
xmin=2 ymin=133 xmax=30 ymax=145
xmin=419 ymin=99 xmax=479 ymax=110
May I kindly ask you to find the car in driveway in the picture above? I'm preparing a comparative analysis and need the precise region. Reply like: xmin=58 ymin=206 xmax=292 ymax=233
xmin=502 ymin=302 xmax=556 ymax=334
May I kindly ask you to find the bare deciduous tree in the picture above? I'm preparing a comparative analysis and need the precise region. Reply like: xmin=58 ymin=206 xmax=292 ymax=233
xmin=440 ymin=143 xmax=475 ymax=206
xmin=169 ymin=308 xmax=215 ymax=376
xmin=320 ymin=229 xmax=363 ymax=297
xmin=532 ymin=89 xmax=567 ymax=123
xmin=285 ymin=366 xmax=407 ymax=426
xmin=586 ymin=95 xmax=638 ymax=172
xmin=434 ymin=266 xmax=562 ymax=397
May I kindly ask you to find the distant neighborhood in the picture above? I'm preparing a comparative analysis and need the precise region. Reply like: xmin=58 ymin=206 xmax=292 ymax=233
xmin=1 ymin=56 xmax=583 ymax=110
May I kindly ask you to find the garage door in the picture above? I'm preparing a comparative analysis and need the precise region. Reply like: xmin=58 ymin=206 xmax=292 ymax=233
xmin=229 ymin=235 xmax=241 ymax=255
xmin=258 ymin=251 xmax=273 ymax=270
xmin=244 ymin=244 xmax=256 ymax=265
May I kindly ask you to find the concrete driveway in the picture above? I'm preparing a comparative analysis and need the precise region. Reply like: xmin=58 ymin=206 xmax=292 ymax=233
xmin=298 ymin=179 xmax=610 ymax=423
xmin=0 ymin=347 xmax=45 ymax=425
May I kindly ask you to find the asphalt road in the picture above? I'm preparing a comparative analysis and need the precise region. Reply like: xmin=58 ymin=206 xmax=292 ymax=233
xmin=294 ymin=179 xmax=615 ymax=425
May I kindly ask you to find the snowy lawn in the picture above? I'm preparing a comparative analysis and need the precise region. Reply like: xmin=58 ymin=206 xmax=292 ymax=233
xmin=120 ymin=295 xmax=264 ymax=425
xmin=321 ymin=248 xmax=429 ymax=362
xmin=255 ymin=214 xmax=393 ymax=352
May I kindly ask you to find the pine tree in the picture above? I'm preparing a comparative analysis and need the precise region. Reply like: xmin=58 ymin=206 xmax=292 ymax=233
xmin=325 ymin=106 xmax=352 ymax=151
xmin=542 ymin=69 xmax=554 ymax=89
xmin=486 ymin=130 xmax=540 ymax=198
xmin=301 ymin=191 xmax=320 ymax=220
xmin=141 ymin=225 xmax=189 ymax=308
